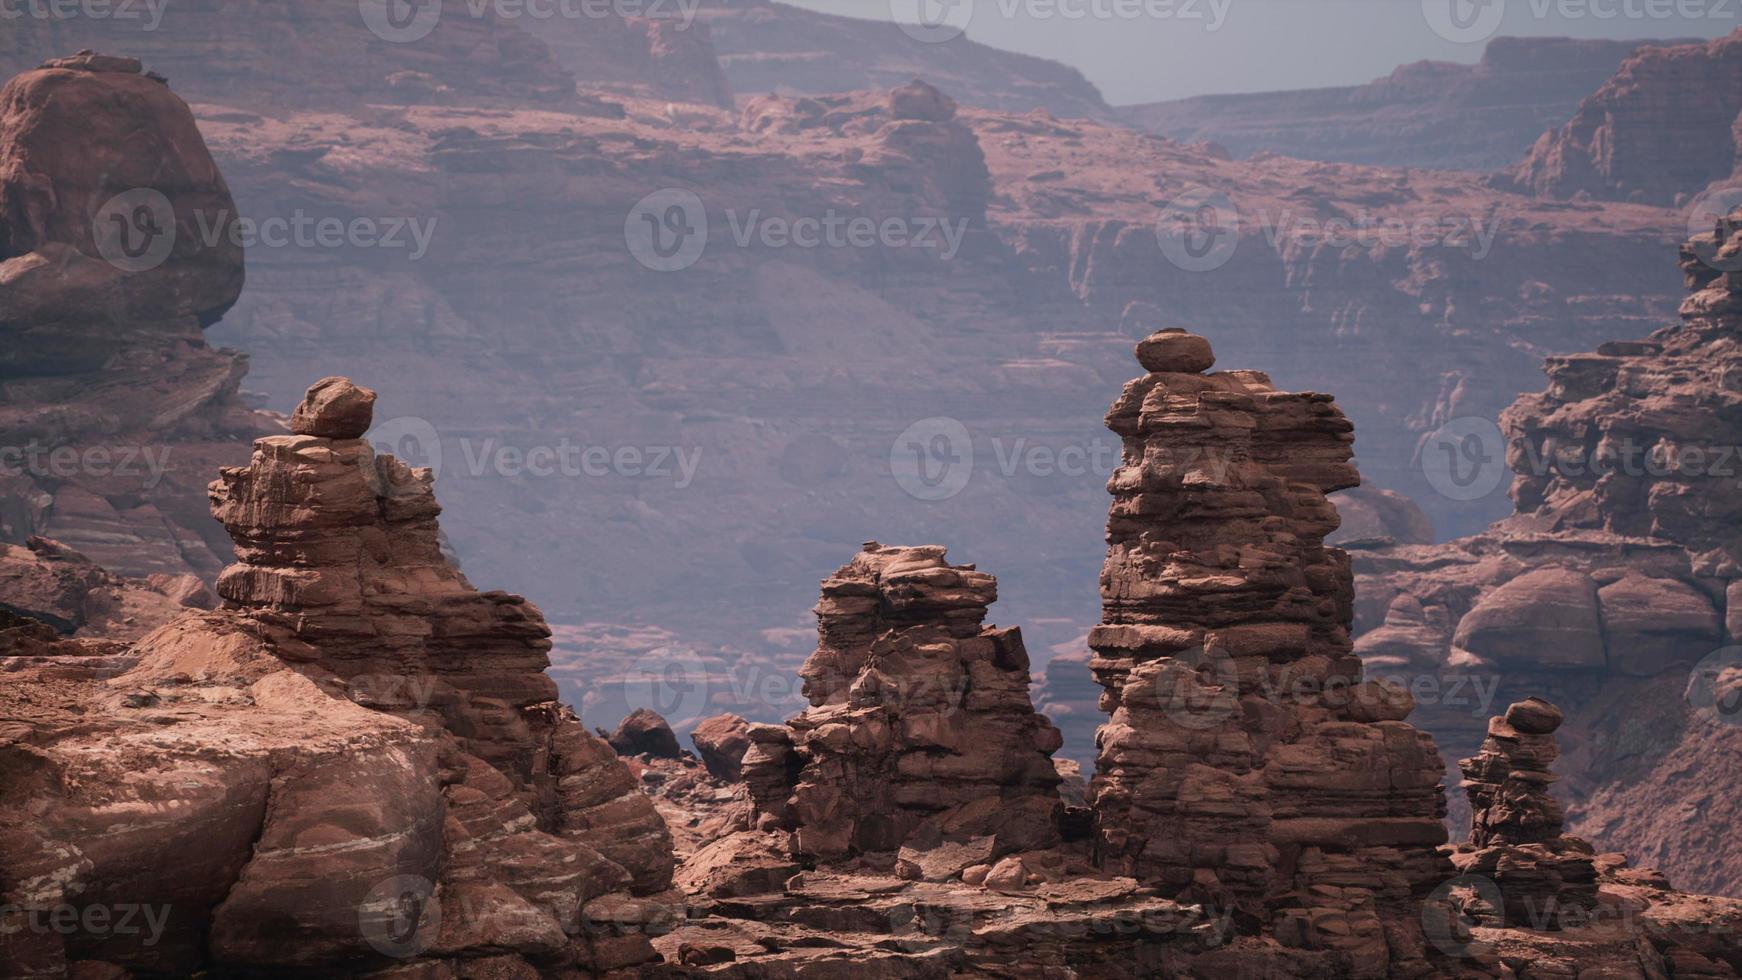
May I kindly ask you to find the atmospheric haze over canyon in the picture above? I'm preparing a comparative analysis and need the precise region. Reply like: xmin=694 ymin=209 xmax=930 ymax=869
xmin=5 ymin=3 xmax=1742 ymax=978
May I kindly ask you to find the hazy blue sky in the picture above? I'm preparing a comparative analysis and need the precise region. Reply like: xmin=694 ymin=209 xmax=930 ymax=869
xmin=783 ymin=0 xmax=1737 ymax=103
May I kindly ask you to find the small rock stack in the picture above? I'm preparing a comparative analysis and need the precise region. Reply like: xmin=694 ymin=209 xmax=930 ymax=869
xmin=209 ymin=378 xmax=675 ymax=938
xmin=1453 ymin=698 xmax=1598 ymax=929
xmin=1087 ymin=330 xmax=1451 ymax=974
xmin=745 ymin=544 xmax=1064 ymax=868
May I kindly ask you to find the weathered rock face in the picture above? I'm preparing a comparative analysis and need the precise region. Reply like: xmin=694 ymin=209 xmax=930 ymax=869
xmin=0 ymin=536 xmax=205 ymax=640
xmin=1502 ymin=29 xmax=1742 ymax=204
xmin=1125 ymin=36 xmax=1666 ymax=171
xmin=1086 ymin=330 xmax=1454 ymax=974
xmin=1350 ymin=210 xmax=1742 ymax=897
xmin=0 ymin=378 xmax=676 ymax=978
xmin=690 ymin=713 xmax=753 ymax=782
xmin=0 ymin=55 xmax=268 ymax=579
xmin=1502 ymin=205 xmax=1742 ymax=560
xmin=1450 ymin=698 xmax=1598 ymax=929
xmin=694 ymin=0 xmax=1110 ymax=120
xmin=745 ymin=544 xmax=1064 ymax=865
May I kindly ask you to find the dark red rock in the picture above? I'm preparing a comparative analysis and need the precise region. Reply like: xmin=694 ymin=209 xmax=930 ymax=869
xmin=691 ymin=713 xmax=753 ymax=782
xmin=289 ymin=377 xmax=376 ymax=440
xmin=609 ymin=707 xmax=683 ymax=759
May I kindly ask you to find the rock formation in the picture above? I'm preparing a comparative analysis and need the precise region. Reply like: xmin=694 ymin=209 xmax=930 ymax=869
xmin=0 ymin=378 xmax=675 ymax=977
xmin=1125 ymin=36 xmax=1666 ymax=171
xmin=694 ymin=0 xmax=1110 ymax=120
xmin=1350 ymin=207 xmax=1742 ymax=897
xmin=690 ymin=713 xmax=753 ymax=782
xmin=1502 ymin=28 xmax=1742 ymax=204
xmin=1450 ymin=698 xmax=1598 ymax=930
xmin=0 ymin=53 xmax=269 ymax=578
xmin=1086 ymin=329 xmax=1453 ymax=973
xmin=745 ymin=543 xmax=1064 ymax=865
xmin=94 ymin=24 xmax=1690 ymax=738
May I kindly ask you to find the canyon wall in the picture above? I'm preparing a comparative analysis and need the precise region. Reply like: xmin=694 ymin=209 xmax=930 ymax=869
xmin=0 ymin=9 xmax=1703 ymax=748
xmin=1502 ymin=28 xmax=1742 ymax=205
xmin=1349 ymin=206 xmax=1742 ymax=898
xmin=1124 ymin=36 xmax=1664 ymax=171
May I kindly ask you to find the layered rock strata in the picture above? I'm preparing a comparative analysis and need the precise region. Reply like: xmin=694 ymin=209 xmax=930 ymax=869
xmin=0 ymin=378 xmax=675 ymax=978
xmin=745 ymin=543 xmax=1065 ymax=864
xmin=0 ymin=54 xmax=269 ymax=578
xmin=1450 ymin=698 xmax=1598 ymax=930
xmin=1349 ymin=208 xmax=1742 ymax=896
xmin=1086 ymin=329 xmax=1454 ymax=974
xmin=1502 ymin=28 xmax=1742 ymax=204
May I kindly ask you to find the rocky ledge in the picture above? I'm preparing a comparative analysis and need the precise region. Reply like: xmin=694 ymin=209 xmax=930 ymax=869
xmin=0 ymin=379 xmax=673 ymax=978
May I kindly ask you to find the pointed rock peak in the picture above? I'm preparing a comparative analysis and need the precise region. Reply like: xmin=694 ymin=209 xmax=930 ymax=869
xmin=290 ymin=376 xmax=376 ymax=439
xmin=1135 ymin=329 xmax=1215 ymax=374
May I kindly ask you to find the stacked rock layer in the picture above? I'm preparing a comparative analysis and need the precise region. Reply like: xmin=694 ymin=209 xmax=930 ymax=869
xmin=1350 ymin=207 xmax=1742 ymax=896
xmin=745 ymin=543 xmax=1064 ymax=864
xmin=0 ymin=54 xmax=269 ymax=578
xmin=1452 ymin=698 xmax=1598 ymax=930
xmin=1086 ymin=330 xmax=1453 ymax=975
xmin=1 ymin=379 xmax=675 ymax=978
